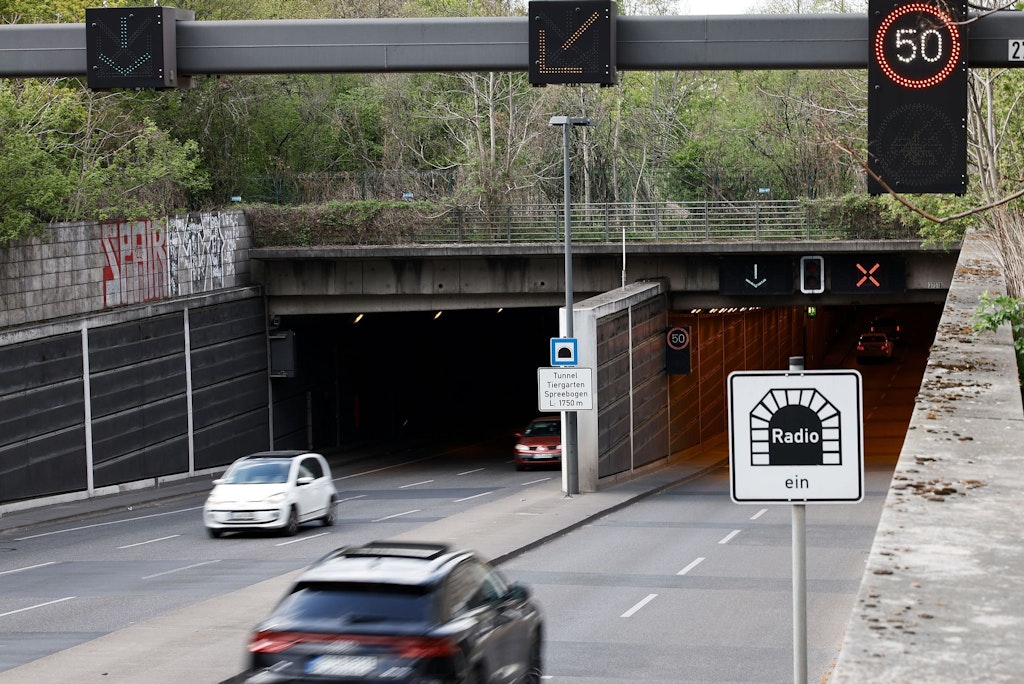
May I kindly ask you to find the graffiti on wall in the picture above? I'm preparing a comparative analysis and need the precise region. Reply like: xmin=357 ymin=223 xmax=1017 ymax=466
xmin=166 ymin=214 xmax=228 ymax=297
xmin=102 ymin=213 xmax=238 ymax=307
xmin=101 ymin=219 xmax=167 ymax=306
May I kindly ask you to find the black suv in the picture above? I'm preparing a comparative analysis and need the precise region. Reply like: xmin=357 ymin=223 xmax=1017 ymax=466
xmin=245 ymin=541 xmax=543 ymax=684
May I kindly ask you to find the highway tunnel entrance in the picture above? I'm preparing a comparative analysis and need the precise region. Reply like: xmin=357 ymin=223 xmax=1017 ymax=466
xmin=269 ymin=299 xmax=943 ymax=483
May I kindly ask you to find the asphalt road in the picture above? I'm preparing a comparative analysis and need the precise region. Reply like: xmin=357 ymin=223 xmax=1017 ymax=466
xmin=0 ymin=438 xmax=558 ymax=674
xmin=0 ymin=306 xmax=936 ymax=682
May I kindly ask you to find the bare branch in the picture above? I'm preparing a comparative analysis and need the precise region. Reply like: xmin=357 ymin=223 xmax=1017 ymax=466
xmin=834 ymin=138 xmax=1024 ymax=223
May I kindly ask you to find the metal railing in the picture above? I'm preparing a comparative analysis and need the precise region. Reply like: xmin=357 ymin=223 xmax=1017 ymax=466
xmin=404 ymin=201 xmax=912 ymax=244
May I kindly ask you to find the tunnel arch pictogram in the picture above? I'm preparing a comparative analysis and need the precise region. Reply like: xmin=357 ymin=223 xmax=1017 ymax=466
xmin=749 ymin=388 xmax=841 ymax=466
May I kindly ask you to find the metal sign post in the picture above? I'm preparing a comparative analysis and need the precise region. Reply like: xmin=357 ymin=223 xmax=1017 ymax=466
xmin=727 ymin=359 xmax=864 ymax=684
xmin=789 ymin=356 xmax=807 ymax=684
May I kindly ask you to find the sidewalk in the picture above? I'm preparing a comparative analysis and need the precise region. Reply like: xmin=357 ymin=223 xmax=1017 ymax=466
xmin=0 ymin=442 xmax=728 ymax=684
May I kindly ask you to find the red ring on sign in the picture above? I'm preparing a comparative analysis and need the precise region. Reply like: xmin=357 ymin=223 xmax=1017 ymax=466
xmin=874 ymin=3 xmax=961 ymax=89
xmin=666 ymin=327 xmax=690 ymax=351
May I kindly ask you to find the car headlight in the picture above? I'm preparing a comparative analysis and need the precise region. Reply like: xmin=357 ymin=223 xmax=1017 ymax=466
xmin=206 ymin=495 xmax=234 ymax=506
xmin=264 ymin=492 xmax=288 ymax=505
xmin=515 ymin=444 xmax=531 ymax=452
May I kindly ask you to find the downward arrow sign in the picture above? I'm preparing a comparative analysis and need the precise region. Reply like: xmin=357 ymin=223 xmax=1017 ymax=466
xmin=745 ymin=264 xmax=767 ymax=288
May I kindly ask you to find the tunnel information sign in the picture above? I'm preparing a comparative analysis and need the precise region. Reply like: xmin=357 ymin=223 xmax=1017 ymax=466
xmin=728 ymin=370 xmax=864 ymax=504
xmin=538 ymin=367 xmax=594 ymax=411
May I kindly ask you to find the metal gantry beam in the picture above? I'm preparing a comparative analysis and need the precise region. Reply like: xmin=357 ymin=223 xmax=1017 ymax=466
xmin=1 ymin=12 xmax=1023 ymax=78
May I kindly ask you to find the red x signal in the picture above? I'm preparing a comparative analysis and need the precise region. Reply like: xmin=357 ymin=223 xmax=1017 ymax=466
xmin=855 ymin=262 xmax=881 ymax=288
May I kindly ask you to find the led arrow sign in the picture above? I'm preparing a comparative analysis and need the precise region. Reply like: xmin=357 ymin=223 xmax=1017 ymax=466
xmin=719 ymin=256 xmax=794 ymax=296
xmin=85 ymin=6 xmax=192 ymax=90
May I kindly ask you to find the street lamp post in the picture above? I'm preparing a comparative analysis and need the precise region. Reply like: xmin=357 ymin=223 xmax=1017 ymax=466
xmin=549 ymin=115 xmax=592 ymax=496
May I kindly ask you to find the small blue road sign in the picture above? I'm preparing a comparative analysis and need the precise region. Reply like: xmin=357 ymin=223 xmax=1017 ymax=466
xmin=550 ymin=338 xmax=578 ymax=366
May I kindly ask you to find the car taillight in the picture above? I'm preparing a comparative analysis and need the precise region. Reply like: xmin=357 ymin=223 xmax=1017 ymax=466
xmin=393 ymin=636 xmax=459 ymax=658
xmin=249 ymin=631 xmax=457 ymax=658
xmin=250 ymin=630 xmax=310 ymax=654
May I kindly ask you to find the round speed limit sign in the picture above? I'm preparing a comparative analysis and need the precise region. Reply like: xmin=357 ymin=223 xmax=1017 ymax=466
xmin=666 ymin=326 xmax=690 ymax=351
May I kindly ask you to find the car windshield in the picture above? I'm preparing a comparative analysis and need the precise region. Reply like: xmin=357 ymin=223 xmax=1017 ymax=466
xmin=524 ymin=420 xmax=560 ymax=436
xmin=270 ymin=582 xmax=433 ymax=629
xmin=222 ymin=460 xmax=291 ymax=484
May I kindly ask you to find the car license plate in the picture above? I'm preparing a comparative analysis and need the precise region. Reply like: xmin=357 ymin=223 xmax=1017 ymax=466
xmin=231 ymin=511 xmax=254 ymax=521
xmin=306 ymin=655 xmax=377 ymax=677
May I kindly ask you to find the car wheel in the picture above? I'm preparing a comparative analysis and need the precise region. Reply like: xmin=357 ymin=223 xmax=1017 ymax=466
xmin=282 ymin=507 xmax=299 ymax=536
xmin=322 ymin=499 xmax=336 ymax=527
xmin=206 ymin=527 xmax=222 ymax=539
xmin=526 ymin=638 xmax=543 ymax=684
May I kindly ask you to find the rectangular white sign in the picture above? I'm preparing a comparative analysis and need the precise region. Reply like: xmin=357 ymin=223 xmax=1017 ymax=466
xmin=728 ymin=370 xmax=863 ymax=504
xmin=538 ymin=367 xmax=593 ymax=411
xmin=1010 ymin=39 xmax=1024 ymax=61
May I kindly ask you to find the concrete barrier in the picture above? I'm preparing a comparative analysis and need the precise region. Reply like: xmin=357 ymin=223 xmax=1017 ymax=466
xmin=832 ymin=229 xmax=1024 ymax=682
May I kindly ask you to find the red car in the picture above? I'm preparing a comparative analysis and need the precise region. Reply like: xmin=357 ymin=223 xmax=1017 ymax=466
xmin=514 ymin=416 xmax=562 ymax=470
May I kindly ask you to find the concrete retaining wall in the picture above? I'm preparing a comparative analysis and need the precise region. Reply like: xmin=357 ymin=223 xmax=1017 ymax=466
xmin=832 ymin=230 xmax=1024 ymax=682
xmin=0 ymin=211 xmax=251 ymax=329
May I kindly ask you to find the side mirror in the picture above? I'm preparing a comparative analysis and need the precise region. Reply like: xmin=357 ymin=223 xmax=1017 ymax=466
xmin=212 ymin=478 xmax=224 ymax=486
xmin=296 ymin=476 xmax=313 ymax=486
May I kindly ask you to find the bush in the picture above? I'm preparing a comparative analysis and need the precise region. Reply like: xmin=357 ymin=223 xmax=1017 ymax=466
xmin=246 ymin=200 xmax=441 ymax=246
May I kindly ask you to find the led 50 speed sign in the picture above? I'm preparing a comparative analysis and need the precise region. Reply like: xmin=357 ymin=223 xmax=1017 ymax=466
xmin=868 ymin=0 xmax=967 ymax=195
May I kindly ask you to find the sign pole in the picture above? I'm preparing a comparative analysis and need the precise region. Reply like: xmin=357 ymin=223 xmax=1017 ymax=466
xmin=789 ymin=355 xmax=807 ymax=684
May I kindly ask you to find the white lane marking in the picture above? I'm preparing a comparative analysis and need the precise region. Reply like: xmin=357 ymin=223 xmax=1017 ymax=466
xmin=677 ymin=557 xmax=705 ymax=576
xmin=718 ymin=529 xmax=742 ymax=545
xmin=520 ymin=477 xmax=552 ymax=486
xmin=336 ymin=494 xmax=366 ymax=503
xmin=142 ymin=559 xmax=220 ymax=580
xmin=118 ymin=534 xmax=180 ymax=549
xmin=399 ymin=480 xmax=434 ymax=489
xmin=15 ymin=506 xmax=204 ymax=541
xmin=453 ymin=491 xmax=495 ymax=503
xmin=334 ymin=455 xmax=436 ymax=481
xmin=0 ymin=561 xmax=58 ymax=576
xmin=0 ymin=596 xmax=75 ymax=618
xmin=750 ymin=508 xmax=768 ymax=520
xmin=276 ymin=532 xmax=330 ymax=547
xmin=458 ymin=468 xmax=485 ymax=476
xmin=372 ymin=510 xmax=420 ymax=523
xmin=621 ymin=593 xmax=658 ymax=618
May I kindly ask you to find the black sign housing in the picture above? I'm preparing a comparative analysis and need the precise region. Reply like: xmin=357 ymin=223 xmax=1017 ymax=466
xmin=528 ymin=1 xmax=617 ymax=86
xmin=86 ymin=7 xmax=192 ymax=90
xmin=867 ymin=0 xmax=968 ymax=195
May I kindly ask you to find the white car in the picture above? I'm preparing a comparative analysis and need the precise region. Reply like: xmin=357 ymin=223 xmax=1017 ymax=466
xmin=203 ymin=451 xmax=338 ymax=538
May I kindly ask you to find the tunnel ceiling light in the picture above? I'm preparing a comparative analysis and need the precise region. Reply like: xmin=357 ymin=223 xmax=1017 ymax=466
xmin=353 ymin=313 xmax=364 ymax=324
xmin=433 ymin=311 xmax=443 ymax=320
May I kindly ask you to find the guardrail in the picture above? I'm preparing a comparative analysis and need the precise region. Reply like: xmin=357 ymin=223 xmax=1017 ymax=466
xmin=408 ymin=201 xmax=915 ymax=243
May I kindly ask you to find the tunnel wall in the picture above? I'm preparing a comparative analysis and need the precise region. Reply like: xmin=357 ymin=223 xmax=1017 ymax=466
xmin=573 ymin=286 xmax=808 ymax=492
xmin=574 ymin=281 xmax=670 ymax=492
xmin=666 ymin=308 xmax=806 ymax=459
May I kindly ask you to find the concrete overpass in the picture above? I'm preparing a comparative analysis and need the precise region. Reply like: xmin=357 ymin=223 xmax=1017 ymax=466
xmin=252 ymin=239 xmax=958 ymax=316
